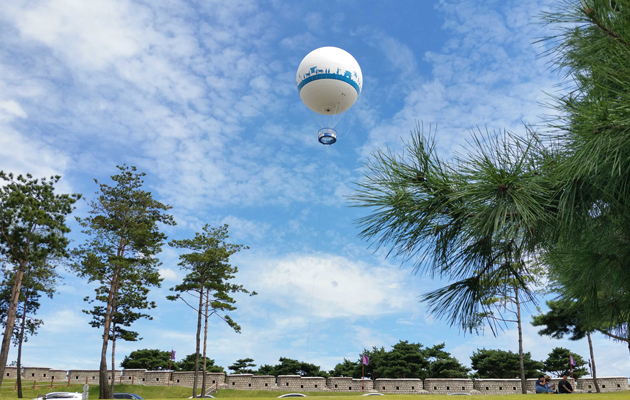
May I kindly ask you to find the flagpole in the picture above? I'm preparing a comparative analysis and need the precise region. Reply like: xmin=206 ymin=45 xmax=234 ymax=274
xmin=362 ymin=357 xmax=364 ymax=393
xmin=168 ymin=349 xmax=173 ymax=387
xmin=570 ymin=355 xmax=574 ymax=390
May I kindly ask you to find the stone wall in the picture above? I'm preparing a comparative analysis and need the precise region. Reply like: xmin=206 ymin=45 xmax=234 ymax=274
xmin=4 ymin=366 xmax=18 ymax=380
xmin=578 ymin=377 xmax=630 ymax=392
xmin=68 ymin=370 xmax=100 ymax=384
xmin=374 ymin=378 xmax=422 ymax=393
xmin=425 ymin=378 xmax=472 ymax=394
xmin=251 ymin=375 xmax=275 ymax=390
xmin=6 ymin=366 xmax=629 ymax=396
xmin=143 ymin=371 xmax=170 ymax=386
xmin=474 ymin=379 xmax=524 ymax=395
xmin=276 ymin=375 xmax=302 ymax=391
xmin=23 ymin=367 xmax=55 ymax=381
xmin=226 ymin=374 xmax=253 ymax=390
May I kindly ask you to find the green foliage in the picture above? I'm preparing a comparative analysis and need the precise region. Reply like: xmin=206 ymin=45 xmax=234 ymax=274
xmin=329 ymin=341 xmax=468 ymax=380
xmin=168 ymin=224 xmax=254 ymax=333
xmin=120 ymin=349 xmax=178 ymax=371
xmin=228 ymin=358 xmax=256 ymax=374
xmin=0 ymin=172 xmax=79 ymax=387
xmin=328 ymin=359 xmax=359 ymax=378
xmin=539 ymin=0 xmax=630 ymax=342
xmin=470 ymin=348 xmax=542 ymax=379
xmin=531 ymin=300 xmax=589 ymax=341
xmin=177 ymin=353 xmax=224 ymax=373
xmin=424 ymin=343 xmax=470 ymax=378
xmin=352 ymin=128 xmax=551 ymax=333
xmin=72 ymin=165 xmax=175 ymax=398
xmin=256 ymin=358 xmax=328 ymax=377
xmin=542 ymin=347 xmax=588 ymax=378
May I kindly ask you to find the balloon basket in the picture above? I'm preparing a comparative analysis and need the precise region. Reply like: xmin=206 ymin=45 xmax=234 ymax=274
xmin=318 ymin=128 xmax=337 ymax=145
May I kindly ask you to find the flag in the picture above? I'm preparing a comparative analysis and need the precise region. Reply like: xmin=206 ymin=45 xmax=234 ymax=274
xmin=171 ymin=350 xmax=176 ymax=361
xmin=362 ymin=354 xmax=369 ymax=366
xmin=570 ymin=354 xmax=576 ymax=366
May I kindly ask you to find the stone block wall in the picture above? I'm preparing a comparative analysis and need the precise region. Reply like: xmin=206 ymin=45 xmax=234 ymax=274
xmin=4 ymin=366 xmax=18 ymax=379
xmin=374 ymin=378 xmax=422 ymax=393
xmin=121 ymin=369 xmax=145 ymax=384
xmin=425 ymin=378 xmax=472 ymax=394
xmin=68 ymin=370 xmax=100 ymax=384
xmin=577 ymin=377 xmax=630 ymax=392
xmin=23 ymin=367 xmax=53 ymax=381
xmin=297 ymin=377 xmax=325 ymax=391
xmin=251 ymin=375 xmax=275 ymax=390
xmin=276 ymin=375 xmax=302 ymax=391
xmin=350 ymin=378 xmax=372 ymax=391
xmin=227 ymin=374 xmax=253 ymax=390
xmin=327 ymin=377 xmax=351 ymax=392
xmin=6 ymin=365 xmax=629 ymax=396
xmin=49 ymin=369 xmax=68 ymax=381
xmin=474 ymin=379 xmax=523 ymax=395
xmin=143 ymin=371 xmax=170 ymax=386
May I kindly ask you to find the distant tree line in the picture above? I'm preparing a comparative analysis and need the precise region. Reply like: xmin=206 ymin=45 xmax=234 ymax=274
xmin=123 ymin=341 xmax=589 ymax=380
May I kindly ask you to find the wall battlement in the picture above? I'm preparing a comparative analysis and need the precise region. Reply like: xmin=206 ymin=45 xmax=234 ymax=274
xmin=8 ymin=367 xmax=629 ymax=394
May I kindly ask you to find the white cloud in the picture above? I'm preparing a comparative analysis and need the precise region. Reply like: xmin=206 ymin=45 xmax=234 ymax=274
xmin=158 ymin=268 xmax=178 ymax=282
xmin=245 ymin=252 xmax=416 ymax=318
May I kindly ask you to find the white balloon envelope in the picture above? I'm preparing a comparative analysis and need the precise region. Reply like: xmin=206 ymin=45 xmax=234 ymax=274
xmin=296 ymin=47 xmax=362 ymax=144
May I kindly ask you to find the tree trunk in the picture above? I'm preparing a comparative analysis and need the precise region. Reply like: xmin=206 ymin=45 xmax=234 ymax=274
xmin=192 ymin=273 xmax=205 ymax=398
xmin=515 ymin=288 xmax=527 ymax=394
xmin=99 ymin=276 xmax=117 ymax=399
xmin=0 ymin=266 xmax=26 ymax=389
xmin=586 ymin=331 xmax=600 ymax=393
xmin=110 ymin=322 xmax=117 ymax=396
xmin=201 ymin=288 xmax=210 ymax=396
xmin=17 ymin=288 xmax=29 ymax=399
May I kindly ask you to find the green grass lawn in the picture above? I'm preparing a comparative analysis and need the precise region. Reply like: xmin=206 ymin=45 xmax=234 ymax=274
xmin=0 ymin=381 xmax=627 ymax=400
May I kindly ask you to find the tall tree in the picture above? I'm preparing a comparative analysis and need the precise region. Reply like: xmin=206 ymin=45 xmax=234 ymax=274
xmin=543 ymin=347 xmax=587 ymax=378
xmin=540 ymin=0 xmax=630 ymax=356
xmin=168 ymin=224 xmax=254 ymax=398
xmin=0 ymin=172 xmax=79 ymax=388
xmin=470 ymin=348 xmax=543 ymax=379
xmin=0 ymin=263 xmax=57 ymax=398
xmin=352 ymin=128 xmax=551 ymax=393
xmin=72 ymin=165 xmax=175 ymax=399
xmin=228 ymin=358 xmax=256 ymax=374
xmin=532 ymin=300 xmax=600 ymax=392
xmin=471 ymin=266 xmax=545 ymax=391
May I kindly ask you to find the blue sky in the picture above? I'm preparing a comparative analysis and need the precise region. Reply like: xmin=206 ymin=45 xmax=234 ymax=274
xmin=1 ymin=0 xmax=629 ymax=377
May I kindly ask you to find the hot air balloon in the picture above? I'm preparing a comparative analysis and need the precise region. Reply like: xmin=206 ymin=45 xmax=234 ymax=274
xmin=296 ymin=47 xmax=362 ymax=145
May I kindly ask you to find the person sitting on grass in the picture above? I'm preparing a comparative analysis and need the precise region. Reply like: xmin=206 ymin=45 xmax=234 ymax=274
xmin=558 ymin=374 xmax=574 ymax=394
xmin=536 ymin=375 xmax=554 ymax=394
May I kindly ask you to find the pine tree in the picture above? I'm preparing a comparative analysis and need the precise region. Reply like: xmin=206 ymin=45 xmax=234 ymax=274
xmin=0 ymin=173 xmax=79 ymax=388
xmin=73 ymin=165 xmax=175 ymax=399
xmin=168 ymin=224 xmax=255 ymax=397
xmin=540 ymin=0 xmax=630 ymax=355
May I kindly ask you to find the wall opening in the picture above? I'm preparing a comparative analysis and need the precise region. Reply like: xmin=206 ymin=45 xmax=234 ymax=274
xmin=447 ymin=386 xmax=450 ymax=390
xmin=286 ymin=383 xmax=289 ymax=386
xmin=177 ymin=380 xmax=180 ymax=383
xmin=499 ymin=387 xmax=502 ymax=390
xmin=265 ymin=383 xmax=268 ymax=387
xmin=232 ymin=382 xmax=235 ymax=386
xmin=411 ymin=386 xmax=414 ymax=390
xmin=396 ymin=386 xmax=399 ymax=390
xmin=513 ymin=387 xmax=516 ymax=390
xmin=462 ymin=387 xmax=466 ymax=391
xmin=315 ymin=385 xmax=318 ymax=388
xmin=485 ymin=387 xmax=489 ymax=391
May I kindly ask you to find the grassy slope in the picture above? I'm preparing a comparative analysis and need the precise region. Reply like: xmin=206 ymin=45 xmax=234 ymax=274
xmin=0 ymin=381 xmax=628 ymax=400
